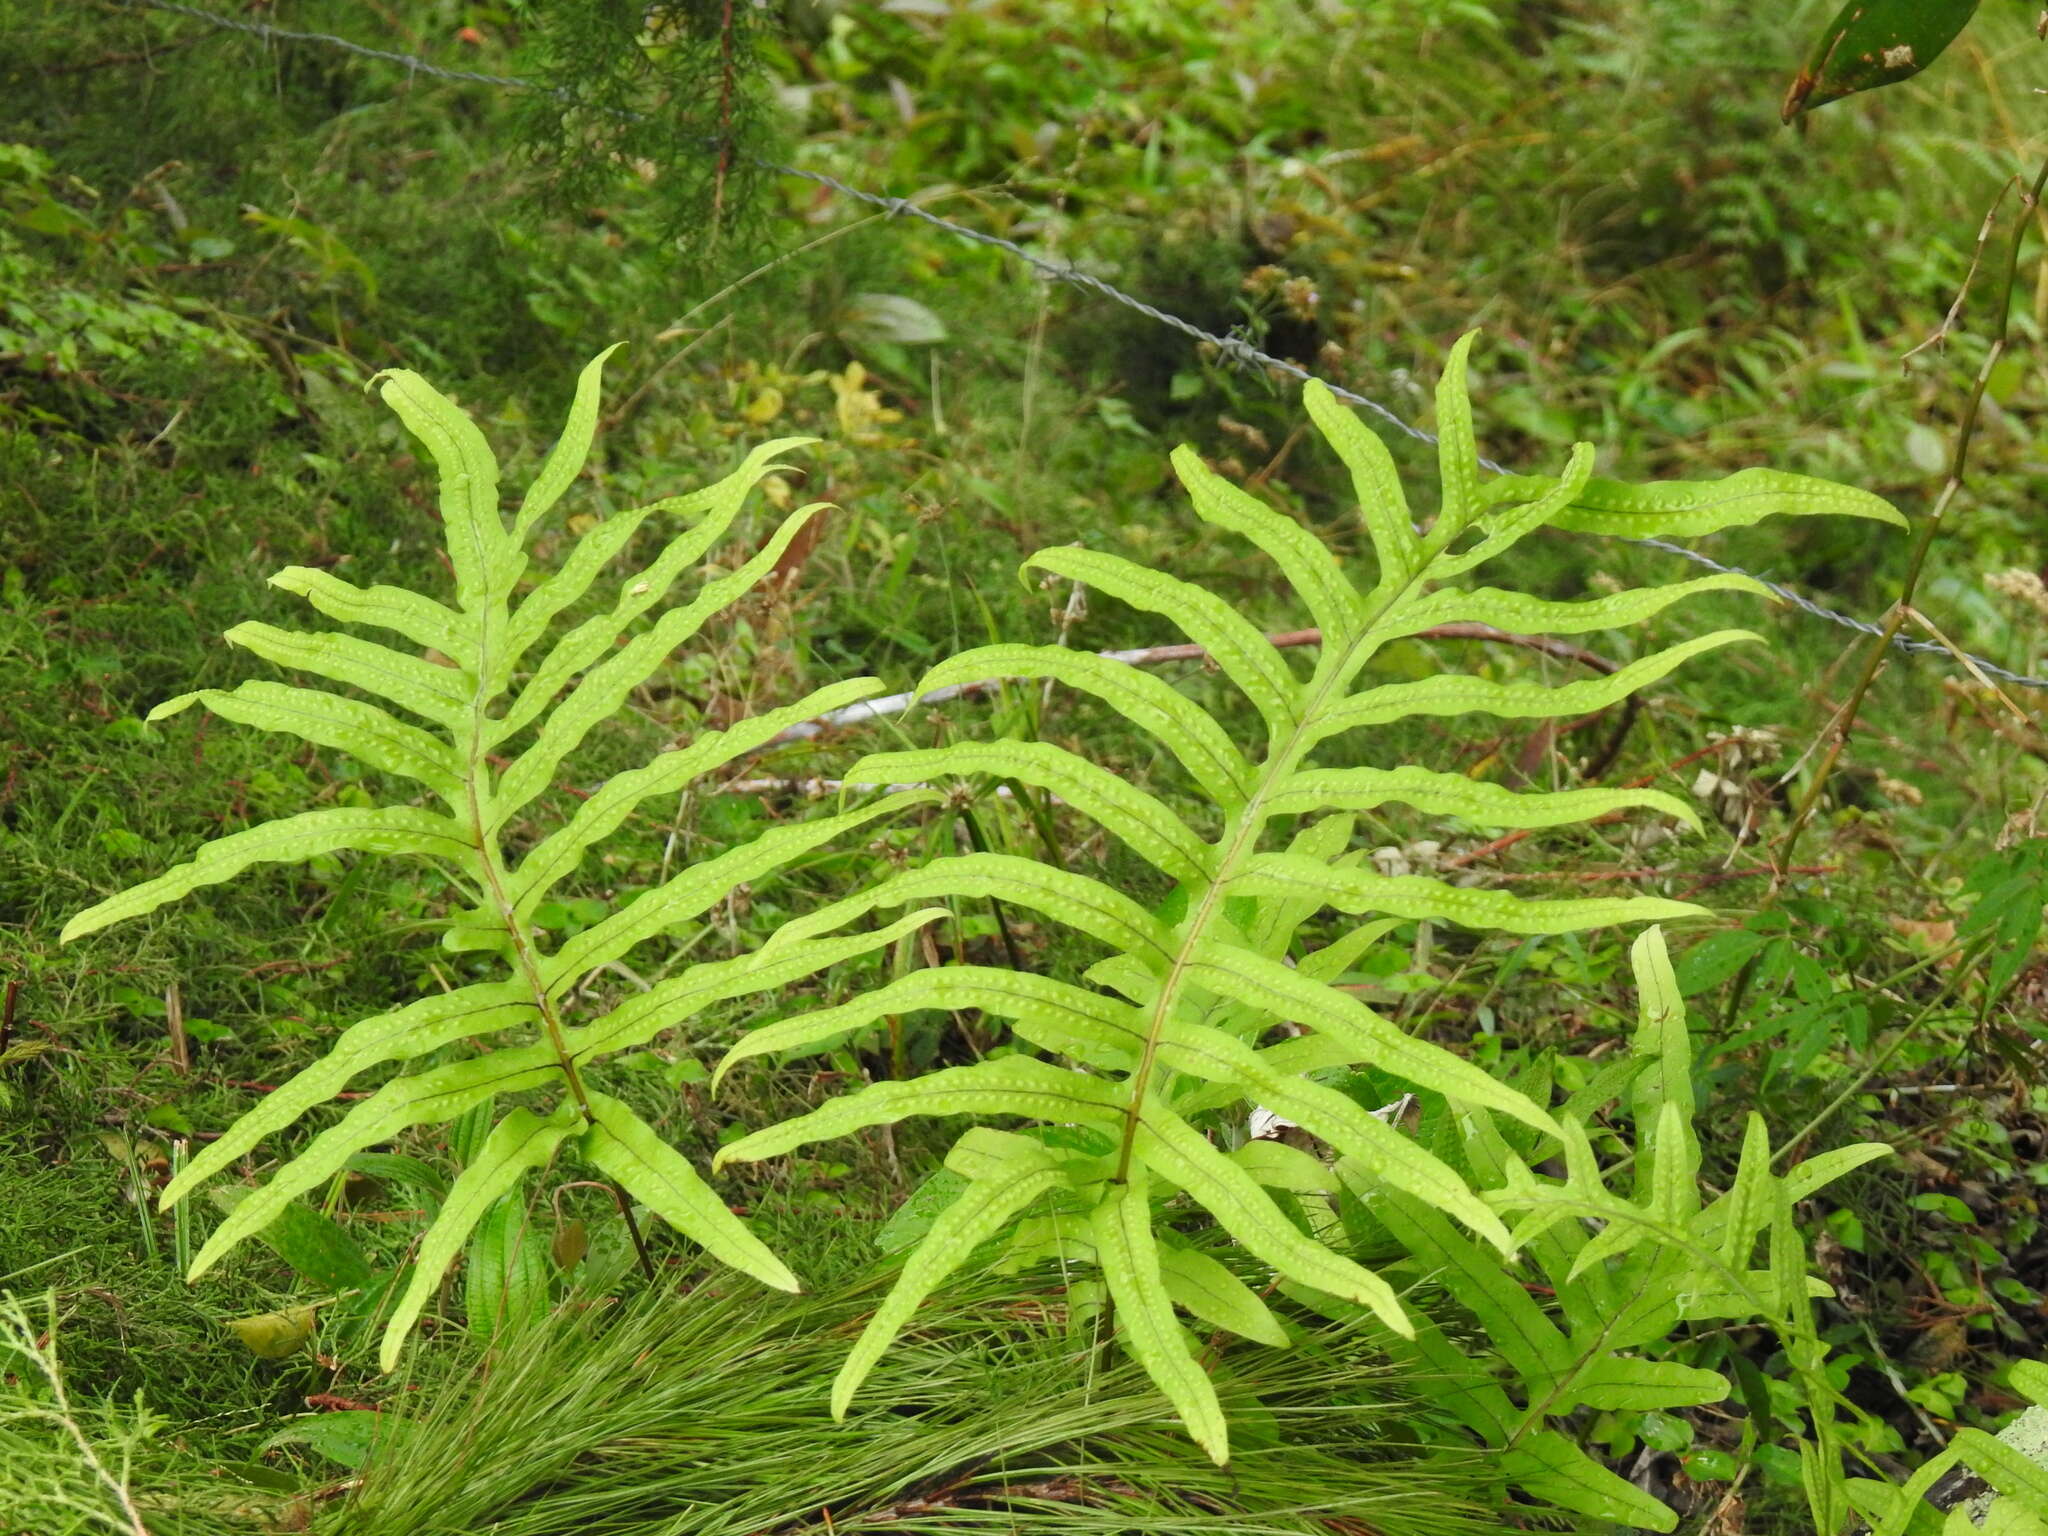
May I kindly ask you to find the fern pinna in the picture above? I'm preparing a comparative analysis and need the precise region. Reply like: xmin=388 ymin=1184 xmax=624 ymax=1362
xmin=709 ymin=333 xmax=1902 ymax=1462
xmin=60 ymin=353 xmax=942 ymax=1369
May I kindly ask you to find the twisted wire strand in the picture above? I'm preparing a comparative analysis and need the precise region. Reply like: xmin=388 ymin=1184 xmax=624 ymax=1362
xmin=106 ymin=0 xmax=2048 ymax=689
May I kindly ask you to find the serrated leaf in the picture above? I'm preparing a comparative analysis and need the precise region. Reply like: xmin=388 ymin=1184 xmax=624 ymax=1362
xmin=269 ymin=566 xmax=474 ymax=666
xmin=1783 ymin=0 xmax=1981 ymax=120
xmin=1093 ymin=1170 xmax=1231 ymax=1464
xmin=513 ymin=344 xmax=620 ymax=543
xmin=63 ymin=807 xmax=471 ymax=944
xmin=833 ymin=1146 xmax=1062 ymax=1417
xmin=1264 ymin=765 xmax=1698 ymax=834
xmin=1134 ymin=1108 xmax=1411 ymax=1336
xmin=914 ymin=645 xmax=1254 ymax=812
xmin=513 ymin=681 xmax=894 ymax=917
xmin=1300 ymin=378 xmax=1419 ymax=589
xmin=541 ymin=789 xmax=934 ymax=985
xmin=1305 ymin=631 xmax=1760 ymax=748
xmin=186 ymin=1046 xmax=559 ymax=1281
xmin=225 ymin=621 xmax=471 ymax=731
xmin=714 ymin=1056 xmax=1124 ymax=1170
xmin=1173 ymin=446 xmax=1366 ymax=643
xmin=1159 ymin=1244 xmax=1289 ymax=1348
xmin=578 ymin=1090 xmax=797 ymax=1293
xmin=850 ymin=741 xmax=1214 ymax=884
xmin=153 ymin=680 xmax=464 ymax=798
xmin=1023 ymin=546 xmax=1300 ymax=739
xmin=380 ymin=1102 xmax=579 ymax=1372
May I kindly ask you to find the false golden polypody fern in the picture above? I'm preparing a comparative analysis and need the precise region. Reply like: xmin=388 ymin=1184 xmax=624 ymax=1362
xmin=707 ymin=333 xmax=1904 ymax=1463
xmin=60 ymin=352 xmax=943 ymax=1369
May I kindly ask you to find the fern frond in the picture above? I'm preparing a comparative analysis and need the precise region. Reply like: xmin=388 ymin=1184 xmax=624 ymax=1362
xmin=63 ymin=351 xmax=934 ymax=1358
xmin=725 ymin=331 xmax=1901 ymax=1459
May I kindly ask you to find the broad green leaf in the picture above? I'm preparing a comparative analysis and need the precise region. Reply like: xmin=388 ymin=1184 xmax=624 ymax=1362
xmin=2013 ymin=1360 xmax=2048 ymax=1407
xmin=493 ymin=504 xmax=829 ymax=822
xmin=1781 ymin=1142 xmax=1893 ymax=1204
xmin=1180 ymin=939 xmax=1557 ymax=1134
xmin=502 ymin=436 xmax=809 ymax=680
xmin=540 ymin=789 xmax=934 ymax=985
xmin=162 ymin=984 xmax=535 ymax=1209
xmin=1231 ymin=1139 xmax=1336 ymax=1194
xmin=1264 ymin=765 xmax=1698 ymax=834
xmin=1306 ymin=631 xmax=1759 ymax=748
xmin=1503 ymin=1429 xmax=1679 ymax=1532
xmin=381 ymin=1102 xmax=579 ymax=1371
xmin=1563 ymin=1356 xmax=1729 ymax=1414
xmin=269 ymin=566 xmax=475 ymax=666
xmin=512 ymin=344 xmax=621 ymax=543
xmin=206 ymin=1187 xmax=375 ymax=1293
xmin=850 ymin=741 xmax=1214 ymax=884
xmin=228 ymin=1306 xmax=318 ymax=1359
xmin=1391 ymin=573 xmax=1770 ymax=642
xmin=465 ymin=1192 xmax=550 ymax=1346
xmin=715 ymin=966 xmax=1146 ymax=1088
xmin=1173 ymin=445 xmax=1367 ymax=642
xmin=1158 ymin=1245 xmax=1289 ymax=1348
xmin=1023 ymin=546 xmax=1300 ymax=739
xmin=564 ymin=912 xmax=948 ymax=1066
xmin=151 ymin=681 xmax=463 ymax=799
xmin=1300 ymin=378 xmax=1419 ymax=589
xmin=714 ymin=1057 xmax=1125 ymax=1170
xmin=185 ymin=1046 xmax=560 ymax=1281
xmin=1235 ymin=853 xmax=1707 ymax=938
xmin=833 ymin=1146 xmax=1063 ymax=1416
xmin=765 ymin=853 xmax=1177 ymax=966
xmin=1487 ymin=466 xmax=1905 ymax=537
xmin=1134 ymin=1109 xmax=1411 ymax=1335
xmin=1783 ymin=0 xmax=1982 ymax=120
xmin=375 ymin=369 xmax=507 ymax=616
xmin=579 ymin=1090 xmax=797 ymax=1293
xmin=1953 ymin=1428 xmax=2048 ymax=1511
xmin=913 ymin=644 xmax=1254 ymax=812
xmin=62 ymin=807 xmax=472 ymax=944
xmin=512 ymin=680 xmax=894 ymax=916
xmin=1093 ymin=1170 xmax=1231 ymax=1464
xmin=225 ymin=621 xmax=471 ymax=731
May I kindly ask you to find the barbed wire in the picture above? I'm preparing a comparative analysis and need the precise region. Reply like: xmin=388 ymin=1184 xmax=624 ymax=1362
xmin=107 ymin=0 xmax=2048 ymax=689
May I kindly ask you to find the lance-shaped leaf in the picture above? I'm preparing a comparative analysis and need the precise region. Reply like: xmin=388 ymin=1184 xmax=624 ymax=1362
xmin=1503 ymin=1431 xmax=1679 ymax=1533
xmin=380 ymin=1102 xmax=579 ymax=1371
xmin=563 ymin=912 xmax=949 ymax=1067
xmin=1390 ymin=573 xmax=1770 ymax=642
xmin=1489 ymin=466 xmax=1905 ymax=537
xmin=1023 ymin=547 xmax=1300 ymax=738
xmin=1432 ymin=442 xmax=1594 ymax=580
xmin=849 ymin=741 xmax=1214 ymax=884
xmin=151 ymin=682 xmax=464 ymax=800
xmin=161 ymin=982 xmax=539 ymax=1210
xmin=268 ymin=567 xmax=476 ymax=666
xmin=912 ymin=645 xmax=1254 ymax=812
xmin=1429 ymin=332 xmax=1484 ymax=542
xmin=1094 ymin=1170 xmax=1231 ymax=1464
xmin=541 ymin=790 xmax=936 ymax=986
xmin=186 ymin=1045 xmax=561 ymax=1281
xmin=1561 ymin=1356 xmax=1728 ymax=1414
xmin=511 ymin=680 xmax=894 ymax=916
xmin=766 ymin=853 xmax=1177 ymax=965
xmin=1173 ymin=446 xmax=1367 ymax=643
xmin=1301 ymin=378 xmax=1419 ymax=590
xmin=375 ymin=368 xmax=509 ymax=616
xmin=1306 ymin=631 xmax=1756 ymax=748
xmin=1234 ymin=853 xmax=1706 ymax=937
xmin=225 ymin=621 xmax=471 ymax=731
xmin=1783 ymin=0 xmax=1982 ymax=121
xmin=1264 ymin=766 xmax=1697 ymax=833
xmin=62 ymin=806 xmax=471 ymax=943
xmin=1134 ymin=1109 xmax=1411 ymax=1336
xmin=832 ymin=1134 xmax=1065 ymax=1417
xmin=714 ymin=1056 xmax=1125 ymax=1170
xmin=579 ymin=1090 xmax=797 ymax=1293
xmin=714 ymin=967 xmax=1147 ymax=1089
xmin=1159 ymin=1245 xmax=1289 ymax=1348
xmin=512 ymin=344 xmax=621 ymax=544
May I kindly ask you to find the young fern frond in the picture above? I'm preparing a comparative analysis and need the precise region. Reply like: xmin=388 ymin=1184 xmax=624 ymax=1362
xmin=60 ymin=352 xmax=943 ymax=1370
xmin=712 ymin=331 xmax=1904 ymax=1464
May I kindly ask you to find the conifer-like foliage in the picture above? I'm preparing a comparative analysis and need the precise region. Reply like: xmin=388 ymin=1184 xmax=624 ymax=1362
xmin=60 ymin=352 xmax=942 ymax=1370
xmin=709 ymin=334 xmax=1904 ymax=1463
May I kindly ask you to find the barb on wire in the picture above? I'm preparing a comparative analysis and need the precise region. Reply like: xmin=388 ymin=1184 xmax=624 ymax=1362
xmin=105 ymin=0 xmax=2048 ymax=691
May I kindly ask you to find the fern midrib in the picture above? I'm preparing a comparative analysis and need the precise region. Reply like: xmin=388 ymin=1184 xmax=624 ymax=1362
xmin=461 ymin=565 xmax=597 ymax=1124
xmin=1110 ymin=565 xmax=1434 ymax=1184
